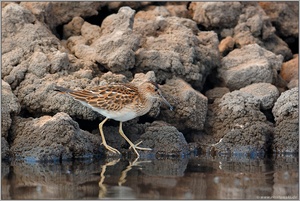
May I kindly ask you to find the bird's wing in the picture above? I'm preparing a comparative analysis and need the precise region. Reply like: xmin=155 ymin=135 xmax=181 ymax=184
xmin=68 ymin=84 xmax=139 ymax=111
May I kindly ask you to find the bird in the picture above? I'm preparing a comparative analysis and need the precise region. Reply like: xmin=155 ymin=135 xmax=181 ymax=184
xmin=54 ymin=81 xmax=173 ymax=158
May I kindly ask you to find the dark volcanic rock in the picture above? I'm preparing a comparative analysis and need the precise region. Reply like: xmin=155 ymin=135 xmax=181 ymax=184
xmin=10 ymin=112 xmax=102 ymax=162
xmin=159 ymin=78 xmax=208 ymax=131
xmin=137 ymin=121 xmax=189 ymax=157
xmin=272 ymin=87 xmax=299 ymax=153
xmin=205 ymin=90 xmax=274 ymax=155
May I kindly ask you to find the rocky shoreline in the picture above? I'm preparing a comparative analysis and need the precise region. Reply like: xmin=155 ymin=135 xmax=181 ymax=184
xmin=2 ymin=2 xmax=298 ymax=162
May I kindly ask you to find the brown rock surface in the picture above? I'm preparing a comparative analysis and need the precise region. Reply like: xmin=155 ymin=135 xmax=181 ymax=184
xmin=10 ymin=112 xmax=102 ymax=162
xmin=280 ymin=54 xmax=299 ymax=89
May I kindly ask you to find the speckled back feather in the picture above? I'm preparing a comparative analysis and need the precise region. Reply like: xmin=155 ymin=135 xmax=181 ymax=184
xmin=66 ymin=83 xmax=141 ymax=111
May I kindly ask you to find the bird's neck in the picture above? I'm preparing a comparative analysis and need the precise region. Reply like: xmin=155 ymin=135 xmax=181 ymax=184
xmin=137 ymin=92 xmax=155 ymax=115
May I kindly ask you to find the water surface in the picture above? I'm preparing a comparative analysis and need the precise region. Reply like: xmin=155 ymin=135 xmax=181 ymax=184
xmin=1 ymin=154 xmax=298 ymax=199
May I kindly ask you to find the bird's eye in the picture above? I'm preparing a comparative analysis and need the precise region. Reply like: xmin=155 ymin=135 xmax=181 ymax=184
xmin=154 ymin=87 xmax=158 ymax=92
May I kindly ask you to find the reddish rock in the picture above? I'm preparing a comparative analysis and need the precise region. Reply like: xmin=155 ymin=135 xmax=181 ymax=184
xmin=280 ymin=54 xmax=299 ymax=89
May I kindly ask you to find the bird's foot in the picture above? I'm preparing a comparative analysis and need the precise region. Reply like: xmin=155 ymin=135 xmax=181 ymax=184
xmin=101 ymin=143 xmax=121 ymax=155
xmin=129 ymin=141 xmax=152 ymax=151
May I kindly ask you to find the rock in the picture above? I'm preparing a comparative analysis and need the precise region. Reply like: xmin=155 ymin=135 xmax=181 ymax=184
xmin=1 ymin=80 xmax=21 ymax=138
xmin=262 ymin=35 xmax=293 ymax=62
xmin=15 ymin=73 xmax=99 ymax=120
xmin=211 ymin=122 xmax=273 ymax=156
xmin=205 ymin=87 xmax=230 ymax=104
xmin=81 ymin=21 xmax=101 ymax=44
xmin=219 ymin=36 xmax=235 ymax=56
xmin=190 ymin=2 xmax=293 ymax=61
xmin=96 ymin=71 xmax=128 ymax=86
xmin=272 ymin=88 xmax=298 ymax=153
xmin=71 ymin=7 xmax=140 ymax=73
xmin=240 ymin=83 xmax=280 ymax=110
xmin=10 ymin=112 xmax=102 ymax=162
xmin=1 ymin=137 xmax=10 ymax=160
xmin=205 ymin=90 xmax=273 ymax=154
xmin=107 ymin=2 xmax=151 ymax=10
xmin=189 ymin=2 xmax=242 ymax=29
xmin=233 ymin=3 xmax=292 ymax=61
xmin=219 ymin=44 xmax=283 ymax=90
xmin=2 ymin=4 xmax=101 ymax=120
xmin=165 ymin=3 xmax=190 ymax=18
xmin=2 ymin=3 xmax=67 ymax=89
xmin=137 ymin=121 xmax=189 ymax=156
xmin=134 ymin=10 xmax=220 ymax=89
xmin=159 ymin=78 xmax=208 ymax=131
xmin=28 ymin=52 xmax=51 ymax=78
xmin=63 ymin=16 xmax=85 ymax=39
xmin=134 ymin=6 xmax=171 ymax=21
xmin=259 ymin=2 xmax=298 ymax=39
xmin=20 ymin=2 xmax=104 ymax=33
xmin=280 ymin=54 xmax=299 ymax=89
xmin=131 ymin=71 xmax=156 ymax=85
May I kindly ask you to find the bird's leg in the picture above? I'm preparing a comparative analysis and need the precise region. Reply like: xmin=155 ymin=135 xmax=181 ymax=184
xmin=99 ymin=118 xmax=121 ymax=155
xmin=118 ymin=122 xmax=152 ymax=157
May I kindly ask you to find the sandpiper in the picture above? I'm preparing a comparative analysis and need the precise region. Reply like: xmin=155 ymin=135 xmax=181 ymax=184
xmin=55 ymin=81 xmax=173 ymax=158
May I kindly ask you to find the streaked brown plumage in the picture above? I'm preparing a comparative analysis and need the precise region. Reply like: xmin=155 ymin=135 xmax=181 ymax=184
xmin=55 ymin=81 xmax=173 ymax=158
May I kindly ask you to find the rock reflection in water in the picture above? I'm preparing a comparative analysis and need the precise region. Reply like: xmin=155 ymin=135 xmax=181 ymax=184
xmin=1 ymin=155 xmax=298 ymax=199
xmin=98 ymin=157 xmax=188 ymax=199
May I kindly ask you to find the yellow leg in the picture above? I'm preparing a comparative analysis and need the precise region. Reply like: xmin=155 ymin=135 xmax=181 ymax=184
xmin=98 ymin=159 xmax=120 ymax=198
xmin=99 ymin=118 xmax=121 ymax=155
xmin=118 ymin=122 xmax=152 ymax=157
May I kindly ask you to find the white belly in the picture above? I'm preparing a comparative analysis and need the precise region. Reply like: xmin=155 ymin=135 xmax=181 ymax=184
xmin=78 ymin=100 xmax=138 ymax=122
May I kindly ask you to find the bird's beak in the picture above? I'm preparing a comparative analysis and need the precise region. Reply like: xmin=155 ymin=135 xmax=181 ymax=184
xmin=158 ymin=90 xmax=173 ymax=111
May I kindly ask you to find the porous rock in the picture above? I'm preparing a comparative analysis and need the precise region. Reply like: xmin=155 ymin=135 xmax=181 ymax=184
xmin=159 ymin=78 xmax=208 ymax=131
xmin=211 ymin=121 xmax=273 ymax=155
xmin=189 ymin=2 xmax=293 ymax=61
xmin=272 ymin=88 xmax=298 ymax=153
xmin=20 ymin=2 xmax=104 ymax=33
xmin=107 ymin=1 xmax=151 ymax=10
xmin=165 ymin=3 xmax=190 ymax=18
xmin=233 ymin=3 xmax=292 ymax=60
xmin=219 ymin=44 xmax=283 ymax=90
xmin=205 ymin=87 xmax=230 ymax=104
xmin=2 ymin=137 xmax=10 ymax=160
xmin=259 ymin=2 xmax=299 ymax=39
xmin=240 ymin=83 xmax=280 ymax=110
xmin=71 ymin=6 xmax=140 ymax=73
xmin=10 ymin=112 xmax=102 ymax=162
xmin=280 ymin=54 xmax=299 ymax=89
xmin=205 ymin=90 xmax=274 ymax=154
xmin=1 ymin=80 xmax=21 ymax=138
xmin=134 ymin=8 xmax=220 ymax=90
xmin=189 ymin=2 xmax=242 ymax=29
xmin=63 ymin=16 xmax=85 ymax=39
xmin=81 ymin=21 xmax=102 ymax=44
xmin=2 ymin=4 xmax=104 ymax=120
xmin=218 ymin=36 xmax=235 ymax=56
xmin=15 ymin=74 xmax=99 ymax=120
xmin=137 ymin=121 xmax=189 ymax=156
xmin=2 ymin=3 xmax=68 ymax=89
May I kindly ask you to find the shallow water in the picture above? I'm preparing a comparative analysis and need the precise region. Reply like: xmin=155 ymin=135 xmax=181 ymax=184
xmin=1 ymin=154 xmax=298 ymax=199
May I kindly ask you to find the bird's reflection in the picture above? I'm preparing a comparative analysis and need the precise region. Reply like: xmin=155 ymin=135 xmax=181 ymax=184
xmin=98 ymin=157 xmax=150 ymax=199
